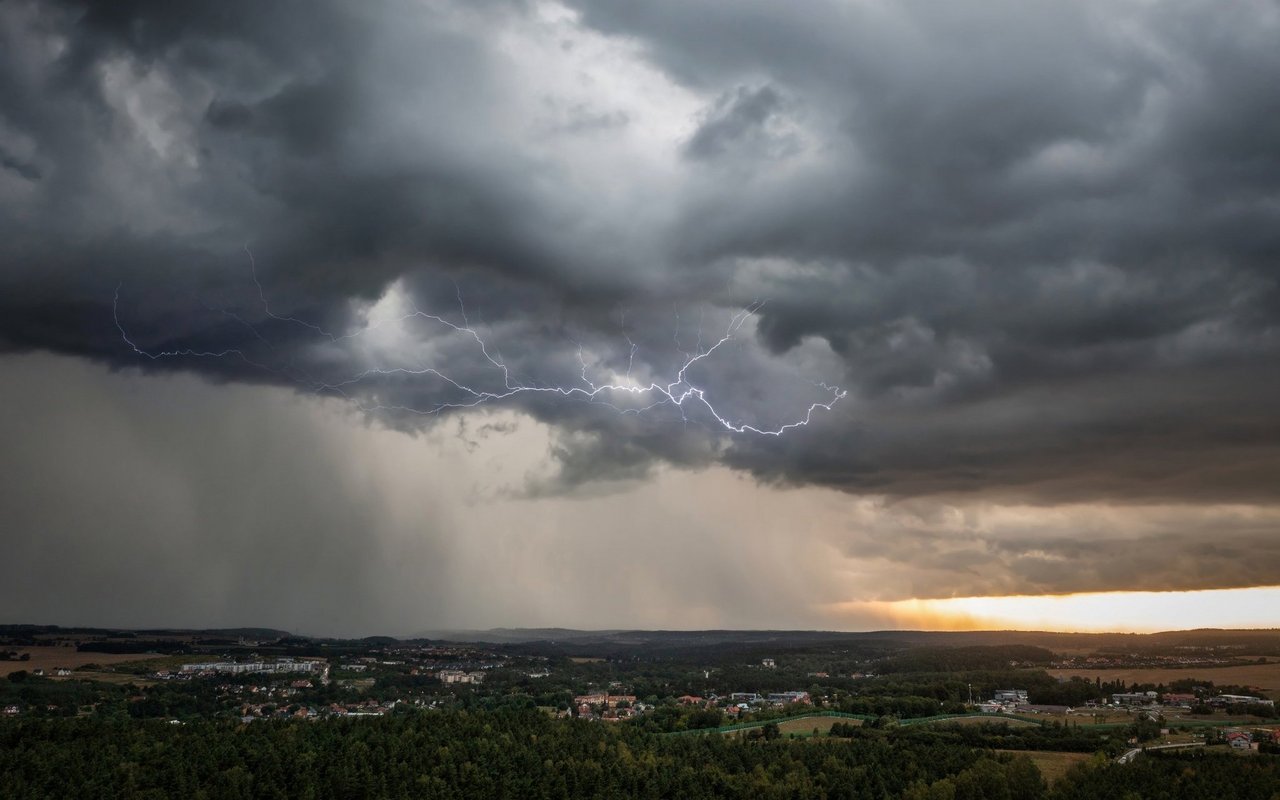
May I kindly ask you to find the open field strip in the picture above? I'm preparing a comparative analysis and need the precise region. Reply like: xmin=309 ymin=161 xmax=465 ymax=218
xmin=1049 ymin=662 xmax=1280 ymax=698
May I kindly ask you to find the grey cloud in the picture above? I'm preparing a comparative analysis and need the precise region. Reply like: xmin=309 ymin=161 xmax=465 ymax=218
xmin=2 ymin=351 xmax=1277 ymax=630
xmin=1 ymin=0 xmax=1279 ymax=514
xmin=0 ymin=145 xmax=41 ymax=181
xmin=828 ymin=498 xmax=1280 ymax=600
xmin=684 ymin=85 xmax=789 ymax=161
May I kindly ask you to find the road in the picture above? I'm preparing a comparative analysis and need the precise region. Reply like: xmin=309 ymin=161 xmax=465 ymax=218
xmin=1116 ymin=741 xmax=1205 ymax=764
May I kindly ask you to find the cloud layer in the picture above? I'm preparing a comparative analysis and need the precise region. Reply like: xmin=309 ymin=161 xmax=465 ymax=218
xmin=2 ymin=1 xmax=1279 ymax=627
xmin=3 ymin=0 xmax=1279 ymax=501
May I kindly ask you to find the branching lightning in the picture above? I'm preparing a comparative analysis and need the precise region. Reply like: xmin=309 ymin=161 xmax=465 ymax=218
xmin=114 ymin=255 xmax=846 ymax=436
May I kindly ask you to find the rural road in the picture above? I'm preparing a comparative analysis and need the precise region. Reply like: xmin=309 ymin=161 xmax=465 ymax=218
xmin=1116 ymin=741 xmax=1205 ymax=764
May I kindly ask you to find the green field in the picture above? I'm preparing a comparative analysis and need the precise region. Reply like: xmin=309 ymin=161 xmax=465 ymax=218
xmin=997 ymin=750 xmax=1092 ymax=784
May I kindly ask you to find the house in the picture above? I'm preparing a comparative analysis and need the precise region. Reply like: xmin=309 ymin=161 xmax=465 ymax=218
xmin=54 ymin=668 xmax=72 ymax=677
xmin=573 ymin=693 xmax=634 ymax=710
xmin=677 ymin=695 xmax=705 ymax=706
xmin=993 ymin=690 xmax=1029 ymax=704
xmin=602 ymin=706 xmax=635 ymax=722
xmin=2 ymin=705 xmax=19 ymax=716
xmin=31 ymin=668 xmax=45 ymax=676
xmin=1225 ymin=732 xmax=1252 ymax=750
xmin=767 ymin=691 xmax=811 ymax=705
xmin=1161 ymin=693 xmax=1196 ymax=706
xmin=762 ymin=658 xmax=776 ymax=669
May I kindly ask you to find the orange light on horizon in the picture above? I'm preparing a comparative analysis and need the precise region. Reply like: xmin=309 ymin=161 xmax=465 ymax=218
xmin=830 ymin=586 xmax=1280 ymax=633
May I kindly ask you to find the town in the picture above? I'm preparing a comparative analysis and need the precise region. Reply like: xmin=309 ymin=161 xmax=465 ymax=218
xmin=4 ymin=626 xmax=1280 ymax=797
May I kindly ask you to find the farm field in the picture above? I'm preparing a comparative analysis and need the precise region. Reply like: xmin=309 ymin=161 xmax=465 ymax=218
xmin=921 ymin=715 xmax=1040 ymax=728
xmin=1049 ymin=662 xmax=1280 ymax=698
xmin=721 ymin=715 xmax=862 ymax=738
xmin=1067 ymin=710 xmax=1138 ymax=724
xmin=0 ymin=646 xmax=160 ymax=677
xmin=776 ymin=715 xmax=857 ymax=736
xmin=996 ymin=750 xmax=1091 ymax=784
xmin=59 ymin=670 xmax=159 ymax=686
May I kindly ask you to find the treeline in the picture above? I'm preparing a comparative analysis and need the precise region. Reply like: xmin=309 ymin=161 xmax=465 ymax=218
xmin=844 ymin=721 xmax=1123 ymax=756
xmin=0 ymin=710 xmax=1018 ymax=799
xmin=76 ymin=641 xmax=188 ymax=655
xmin=1051 ymin=749 xmax=1280 ymax=799
xmin=836 ymin=695 xmax=963 ymax=719
xmin=4 ymin=710 xmax=1279 ymax=798
xmin=874 ymin=646 xmax=1056 ymax=674
xmin=0 ymin=673 xmax=121 ymax=718
xmin=838 ymin=669 xmax=1100 ymax=707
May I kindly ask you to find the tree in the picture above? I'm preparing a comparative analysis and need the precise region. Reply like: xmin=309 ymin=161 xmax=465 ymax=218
xmin=1003 ymin=755 xmax=1045 ymax=800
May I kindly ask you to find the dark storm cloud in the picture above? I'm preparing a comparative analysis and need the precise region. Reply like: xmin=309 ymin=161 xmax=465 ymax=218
xmin=683 ymin=85 xmax=789 ymax=161
xmin=2 ymin=0 xmax=1279 ymax=514
xmin=827 ymin=498 xmax=1280 ymax=600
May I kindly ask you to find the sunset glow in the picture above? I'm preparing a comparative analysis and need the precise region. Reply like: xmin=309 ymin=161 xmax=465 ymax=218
xmin=837 ymin=586 xmax=1280 ymax=633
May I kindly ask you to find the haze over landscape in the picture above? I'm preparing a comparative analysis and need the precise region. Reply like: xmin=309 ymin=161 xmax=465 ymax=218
xmin=2 ymin=0 xmax=1278 ymax=637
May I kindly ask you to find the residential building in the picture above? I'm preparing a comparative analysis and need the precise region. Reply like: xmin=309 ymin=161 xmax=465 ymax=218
xmin=767 ymin=691 xmax=811 ymax=705
xmin=573 ymin=693 xmax=634 ymax=709
xmin=438 ymin=669 xmax=485 ymax=684
xmin=1112 ymin=692 xmax=1157 ymax=706
xmin=181 ymin=660 xmax=322 ymax=675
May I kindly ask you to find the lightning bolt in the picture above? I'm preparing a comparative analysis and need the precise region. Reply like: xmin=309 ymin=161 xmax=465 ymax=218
xmin=114 ymin=260 xmax=847 ymax=437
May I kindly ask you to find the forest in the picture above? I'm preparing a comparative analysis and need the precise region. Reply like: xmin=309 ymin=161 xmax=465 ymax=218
xmin=3 ymin=710 xmax=1279 ymax=800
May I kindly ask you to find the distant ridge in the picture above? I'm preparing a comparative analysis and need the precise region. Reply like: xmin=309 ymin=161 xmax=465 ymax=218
xmin=0 ymin=624 xmax=293 ymax=639
xmin=406 ymin=627 xmax=1280 ymax=652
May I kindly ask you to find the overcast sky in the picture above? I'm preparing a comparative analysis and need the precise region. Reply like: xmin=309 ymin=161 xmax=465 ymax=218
xmin=2 ymin=0 xmax=1278 ymax=635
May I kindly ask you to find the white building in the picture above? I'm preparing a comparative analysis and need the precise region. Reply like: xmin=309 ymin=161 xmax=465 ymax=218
xmin=181 ymin=660 xmax=322 ymax=675
xmin=438 ymin=669 xmax=485 ymax=684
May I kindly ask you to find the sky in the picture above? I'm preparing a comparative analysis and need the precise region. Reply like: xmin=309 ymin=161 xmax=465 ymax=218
xmin=1 ymin=0 xmax=1278 ymax=636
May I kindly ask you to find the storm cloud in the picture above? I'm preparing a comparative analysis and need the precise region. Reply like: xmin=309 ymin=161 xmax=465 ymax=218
xmin=2 ymin=0 xmax=1279 ymax=626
